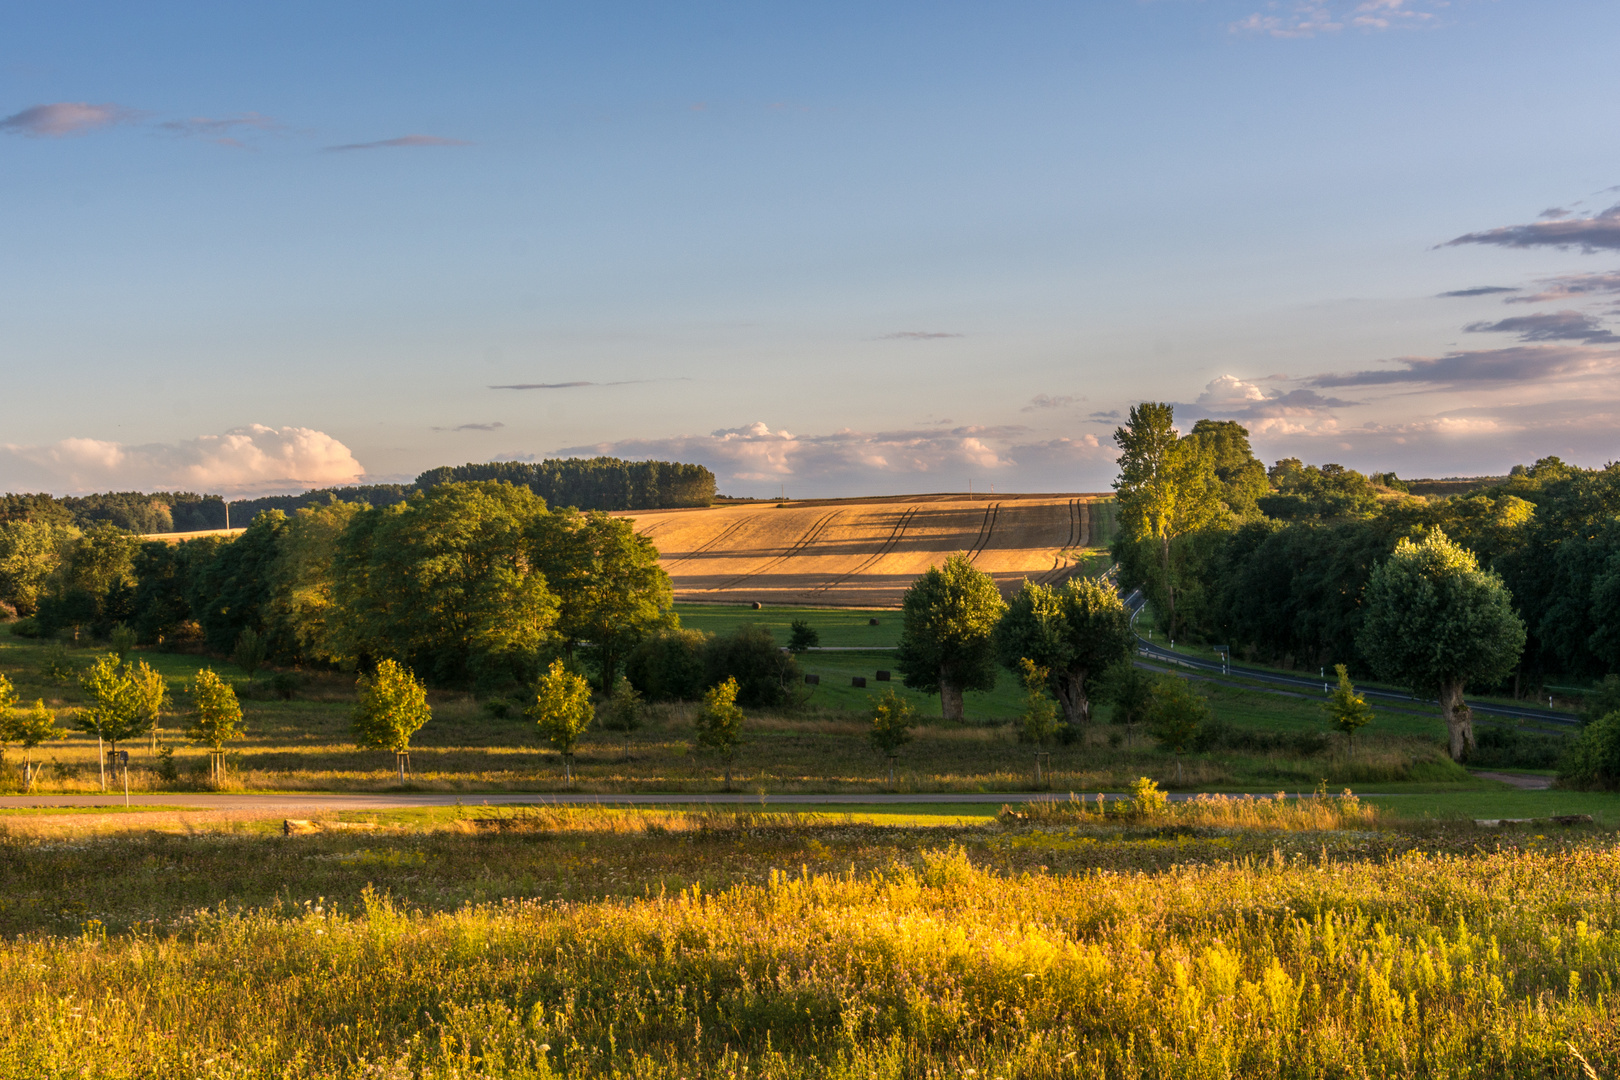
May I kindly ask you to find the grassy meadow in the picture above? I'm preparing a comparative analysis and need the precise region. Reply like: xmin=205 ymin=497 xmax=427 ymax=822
xmin=0 ymin=621 xmax=1538 ymax=795
xmin=3 ymin=796 xmax=1620 ymax=1076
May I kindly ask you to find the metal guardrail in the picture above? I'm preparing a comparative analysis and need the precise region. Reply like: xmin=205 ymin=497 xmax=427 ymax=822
xmin=1121 ymin=586 xmax=1579 ymax=729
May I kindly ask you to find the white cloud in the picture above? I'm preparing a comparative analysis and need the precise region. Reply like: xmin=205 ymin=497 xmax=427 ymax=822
xmin=0 ymin=425 xmax=364 ymax=496
xmin=1231 ymin=0 xmax=1443 ymax=38
xmin=557 ymin=420 xmax=1115 ymax=496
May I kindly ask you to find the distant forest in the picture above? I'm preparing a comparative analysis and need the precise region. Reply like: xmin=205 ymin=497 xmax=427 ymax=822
xmin=0 ymin=457 xmax=716 ymax=534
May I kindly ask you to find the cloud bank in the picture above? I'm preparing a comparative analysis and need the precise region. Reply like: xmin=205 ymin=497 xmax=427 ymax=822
xmin=0 ymin=425 xmax=364 ymax=497
xmin=1231 ymin=0 xmax=1442 ymax=38
xmin=1445 ymin=203 xmax=1620 ymax=253
xmin=1311 ymin=344 xmax=1620 ymax=388
xmin=556 ymin=421 xmax=1112 ymax=495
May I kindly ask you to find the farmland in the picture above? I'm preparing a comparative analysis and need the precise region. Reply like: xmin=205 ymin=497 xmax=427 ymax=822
xmin=625 ymin=493 xmax=1116 ymax=607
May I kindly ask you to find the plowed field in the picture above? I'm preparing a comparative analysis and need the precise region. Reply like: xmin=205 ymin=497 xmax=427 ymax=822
xmin=623 ymin=493 xmax=1115 ymax=607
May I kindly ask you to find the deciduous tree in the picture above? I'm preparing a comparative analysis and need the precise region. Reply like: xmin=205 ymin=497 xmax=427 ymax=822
xmin=529 ymin=659 xmax=595 ymax=780
xmin=994 ymin=576 xmax=1135 ymax=732
xmin=2 ymin=699 xmax=61 ymax=790
xmin=694 ymin=676 xmax=746 ymax=790
xmin=1322 ymin=663 xmax=1374 ymax=757
xmin=1357 ymin=529 xmax=1525 ymax=760
xmin=600 ymin=675 xmax=643 ymax=761
xmin=897 ymin=554 xmax=1006 ymax=721
xmin=867 ymin=687 xmax=914 ymax=785
xmin=185 ymin=668 xmax=245 ymax=782
xmin=352 ymin=659 xmax=432 ymax=782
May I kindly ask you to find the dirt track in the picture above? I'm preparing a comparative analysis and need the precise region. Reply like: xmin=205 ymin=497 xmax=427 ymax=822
xmin=626 ymin=493 xmax=1113 ymax=607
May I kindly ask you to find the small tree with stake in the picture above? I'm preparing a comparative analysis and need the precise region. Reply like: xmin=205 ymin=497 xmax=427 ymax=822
xmin=694 ymin=676 xmax=746 ymax=790
xmin=600 ymin=675 xmax=643 ymax=762
xmin=1018 ymin=658 xmax=1061 ymax=786
xmin=3 ymin=700 xmax=62 ymax=791
xmin=352 ymin=659 xmax=431 ymax=784
xmin=530 ymin=659 xmax=595 ymax=781
xmin=185 ymin=668 xmax=245 ymax=784
xmin=1322 ymin=664 xmax=1374 ymax=759
xmin=868 ymin=687 xmax=915 ymax=786
xmin=75 ymin=654 xmax=163 ymax=791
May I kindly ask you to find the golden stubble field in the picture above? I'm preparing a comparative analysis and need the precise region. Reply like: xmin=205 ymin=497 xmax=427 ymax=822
xmin=623 ymin=493 xmax=1117 ymax=607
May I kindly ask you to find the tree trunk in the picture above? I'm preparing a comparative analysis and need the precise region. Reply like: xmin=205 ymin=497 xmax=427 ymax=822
xmin=1440 ymin=680 xmax=1474 ymax=761
xmin=99 ymin=736 xmax=106 ymax=792
xmin=939 ymin=670 xmax=964 ymax=721
xmin=723 ymin=763 xmax=732 ymax=791
xmin=1053 ymin=670 xmax=1088 ymax=728
xmin=887 ymin=760 xmax=895 ymax=786
xmin=564 ymin=756 xmax=572 ymax=782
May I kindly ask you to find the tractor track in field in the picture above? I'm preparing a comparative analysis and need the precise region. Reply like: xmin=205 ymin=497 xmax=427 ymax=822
xmin=814 ymin=506 xmax=920 ymax=593
xmin=963 ymin=502 xmax=1001 ymax=565
xmin=660 ymin=516 xmax=750 ymax=570
xmin=707 ymin=510 xmax=843 ymax=592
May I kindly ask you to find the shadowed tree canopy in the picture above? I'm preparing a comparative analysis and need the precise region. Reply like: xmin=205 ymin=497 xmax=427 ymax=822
xmin=530 ymin=509 xmax=675 ymax=690
xmin=333 ymin=482 xmax=560 ymax=687
xmin=1357 ymin=529 xmax=1525 ymax=761
xmin=995 ymin=575 xmax=1135 ymax=730
xmin=897 ymin=554 xmax=1006 ymax=721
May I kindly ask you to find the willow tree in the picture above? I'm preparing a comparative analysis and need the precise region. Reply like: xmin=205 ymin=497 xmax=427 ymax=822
xmin=1357 ymin=530 xmax=1524 ymax=760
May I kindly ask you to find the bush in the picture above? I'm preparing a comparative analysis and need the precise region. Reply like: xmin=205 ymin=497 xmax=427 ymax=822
xmin=626 ymin=628 xmax=710 ymax=701
xmin=267 ymin=671 xmax=302 ymax=700
xmin=1470 ymin=724 xmax=1568 ymax=770
xmin=1559 ymin=710 xmax=1620 ymax=790
xmin=1193 ymin=718 xmax=1330 ymax=757
xmin=7 ymin=617 xmax=39 ymax=638
xmin=703 ymin=624 xmax=800 ymax=709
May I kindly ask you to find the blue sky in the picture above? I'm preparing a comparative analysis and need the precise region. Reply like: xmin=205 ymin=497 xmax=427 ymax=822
xmin=3 ymin=0 xmax=1619 ymax=497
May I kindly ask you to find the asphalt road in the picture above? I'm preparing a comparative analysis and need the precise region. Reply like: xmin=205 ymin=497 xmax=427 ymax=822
xmin=1123 ymin=589 xmax=1579 ymax=728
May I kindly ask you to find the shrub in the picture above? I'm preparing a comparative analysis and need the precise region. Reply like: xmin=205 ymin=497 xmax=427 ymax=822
xmin=703 ymin=624 xmax=799 ymax=708
xmin=1470 ymin=724 xmax=1568 ymax=771
xmin=694 ymin=676 xmax=746 ymax=788
xmin=7 ymin=617 xmax=39 ymax=638
xmin=267 ymin=671 xmax=302 ymax=700
xmin=626 ymin=628 xmax=710 ymax=701
xmin=1559 ymin=710 xmax=1620 ymax=790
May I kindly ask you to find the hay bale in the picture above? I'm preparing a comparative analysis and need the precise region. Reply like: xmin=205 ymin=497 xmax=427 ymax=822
xmin=804 ymin=674 xmax=820 ymax=685
xmin=851 ymin=676 xmax=867 ymax=688
xmin=875 ymin=670 xmax=891 ymax=681
xmin=868 ymin=618 xmax=880 ymax=626
xmin=752 ymin=601 xmax=763 ymax=610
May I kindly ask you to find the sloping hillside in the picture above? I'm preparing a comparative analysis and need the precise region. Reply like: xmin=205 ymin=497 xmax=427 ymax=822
xmin=623 ymin=493 xmax=1114 ymax=607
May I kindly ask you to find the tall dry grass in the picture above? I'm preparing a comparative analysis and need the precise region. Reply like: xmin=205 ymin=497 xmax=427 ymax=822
xmin=1 ymin=837 xmax=1617 ymax=1077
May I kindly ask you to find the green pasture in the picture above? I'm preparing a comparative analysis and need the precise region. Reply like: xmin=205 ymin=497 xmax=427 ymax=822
xmin=673 ymin=602 xmax=901 ymax=645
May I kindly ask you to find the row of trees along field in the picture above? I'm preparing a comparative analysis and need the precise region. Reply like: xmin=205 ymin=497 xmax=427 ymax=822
xmin=1103 ymin=402 xmax=1620 ymax=759
xmin=0 ymin=456 xmax=713 ymax=618
xmin=4 ymin=481 xmax=685 ymax=691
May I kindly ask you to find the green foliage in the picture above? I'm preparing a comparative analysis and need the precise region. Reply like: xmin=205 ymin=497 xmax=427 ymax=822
xmin=867 ymin=687 xmax=915 ymax=763
xmin=1017 ymin=658 xmax=1061 ymax=747
xmin=1559 ymin=710 xmax=1620 ymax=790
xmin=40 ymin=641 xmax=76 ymax=684
xmin=74 ymin=653 xmax=167 ymax=751
xmin=185 ymin=668 xmax=245 ymax=752
xmin=108 ymin=622 xmax=137 ymax=662
xmin=351 ymin=659 xmax=431 ymax=755
xmin=1260 ymin=461 xmax=1381 ymax=521
xmin=1358 ymin=529 xmax=1525 ymax=759
xmin=1581 ymin=675 xmax=1620 ymax=725
xmin=190 ymin=511 xmax=286 ymax=653
xmin=1098 ymin=660 xmax=1157 ymax=737
xmin=333 ymin=482 xmax=559 ymax=687
xmin=1322 ymin=663 xmax=1374 ymax=752
xmin=1112 ymin=402 xmax=1224 ymax=638
xmin=896 ymin=554 xmax=1006 ymax=720
xmin=0 ymin=517 xmax=77 ymax=617
xmin=626 ymin=627 xmax=711 ymax=701
xmin=1187 ymin=419 xmax=1269 ymax=519
xmin=702 ymin=623 xmax=800 ymax=708
xmin=528 ymin=659 xmax=595 ymax=778
xmin=0 ymin=698 xmax=61 ymax=784
xmin=694 ymin=676 xmax=746 ymax=785
xmin=787 ymin=618 xmax=820 ymax=653
xmin=1147 ymin=678 xmax=1210 ymax=757
xmin=417 ymin=456 xmax=716 ymax=510
xmin=263 ymin=500 xmax=362 ymax=666
xmin=232 ymin=627 xmax=267 ymax=677
xmin=0 ymin=673 xmax=13 ymax=717
xmin=532 ymin=509 xmax=674 ymax=688
xmin=601 ymin=675 xmax=644 ymax=759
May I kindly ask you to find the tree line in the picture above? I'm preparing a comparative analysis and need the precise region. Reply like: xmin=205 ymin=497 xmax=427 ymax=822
xmin=1104 ymin=402 xmax=1620 ymax=759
